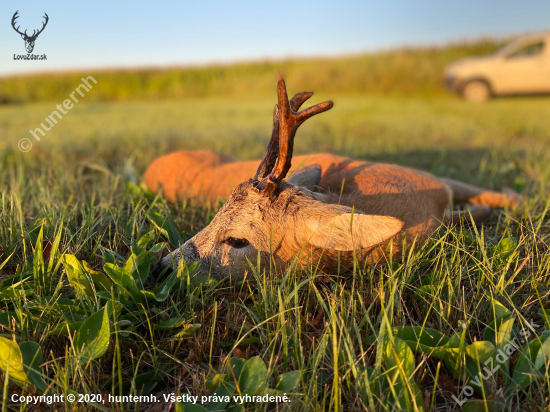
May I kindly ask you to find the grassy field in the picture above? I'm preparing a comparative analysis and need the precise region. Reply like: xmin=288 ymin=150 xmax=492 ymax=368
xmin=0 ymin=92 xmax=550 ymax=411
xmin=0 ymin=39 xmax=506 ymax=104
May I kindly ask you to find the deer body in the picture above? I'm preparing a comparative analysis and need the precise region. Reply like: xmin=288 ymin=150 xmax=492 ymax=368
xmin=148 ymin=81 xmax=519 ymax=278
xmin=145 ymin=151 xmax=449 ymax=246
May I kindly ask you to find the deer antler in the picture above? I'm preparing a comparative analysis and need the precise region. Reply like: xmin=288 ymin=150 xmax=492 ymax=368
xmin=11 ymin=11 xmax=49 ymax=40
xmin=254 ymin=91 xmax=314 ymax=180
xmin=255 ymin=79 xmax=333 ymax=197
xmin=29 ymin=13 xmax=49 ymax=40
xmin=11 ymin=11 xmax=26 ymax=37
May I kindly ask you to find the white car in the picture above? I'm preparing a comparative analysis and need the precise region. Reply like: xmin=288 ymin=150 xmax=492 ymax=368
xmin=444 ymin=33 xmax=550 ymax=101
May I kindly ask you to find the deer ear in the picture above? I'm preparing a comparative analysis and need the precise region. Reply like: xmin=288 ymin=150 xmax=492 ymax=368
xmin=287 ymin=164 xmax=322 ymax=190
xmin=305 ymin=210 xmax=404 ymax=251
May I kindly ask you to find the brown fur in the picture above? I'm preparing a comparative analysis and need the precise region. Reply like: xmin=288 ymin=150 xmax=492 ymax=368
xmin=147 ymin=150 xmax=521 ymax=278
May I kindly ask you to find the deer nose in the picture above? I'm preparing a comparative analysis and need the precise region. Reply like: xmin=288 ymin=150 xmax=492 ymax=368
xmin=151 ymin=241 xmax=200 ymax=277
xmin=151 ymin=257 xmax=172 ymax=278
xmin=182 ymin=241 xmax=200 ymax=262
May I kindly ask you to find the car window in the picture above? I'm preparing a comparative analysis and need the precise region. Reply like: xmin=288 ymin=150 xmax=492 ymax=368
xmin=507 ymin=42 xmax=544 ymax=58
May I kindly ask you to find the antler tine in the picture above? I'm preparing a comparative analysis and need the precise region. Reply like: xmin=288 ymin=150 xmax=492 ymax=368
xmin=254 ymin=91 xmax=315 ymax=180
xmin=11 ymin=11 xmax=25 ymax=36
xmin=31 ymin=13 xmax=49 ymax=39
xmin=254 ymin=105 xmax=280 ymax=180
xmin=257 ymin=79 xmax=333 ymax=197
xmin=11 ymin=11 xmax=49 ymax=39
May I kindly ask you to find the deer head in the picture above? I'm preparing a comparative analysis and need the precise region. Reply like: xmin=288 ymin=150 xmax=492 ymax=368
xmin=12 ymin=11 xmax=49 ymax=54
xmin=153 ymin=80 xmax=404 ymax=279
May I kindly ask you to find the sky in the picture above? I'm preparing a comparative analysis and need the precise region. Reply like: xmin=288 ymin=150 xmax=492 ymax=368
xmin=2 ymin=0 xmax=550 ymax=76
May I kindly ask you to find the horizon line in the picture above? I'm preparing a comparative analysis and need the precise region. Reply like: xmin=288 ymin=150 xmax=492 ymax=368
xmin=1 ymin=31 xmax=536 ymax=79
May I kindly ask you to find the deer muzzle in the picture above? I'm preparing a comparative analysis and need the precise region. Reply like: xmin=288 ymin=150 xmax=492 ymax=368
xmin=151 ymin=240 xmax=200 ymax=277
xmin=25 ymin=40 xmax=35 ymax=53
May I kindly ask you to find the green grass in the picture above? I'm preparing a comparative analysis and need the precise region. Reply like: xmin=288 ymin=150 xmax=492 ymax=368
xmin=0 ymin=94 xmax=550 ymax=411
xmin=0 ymin=38 xmax=507 ymax=103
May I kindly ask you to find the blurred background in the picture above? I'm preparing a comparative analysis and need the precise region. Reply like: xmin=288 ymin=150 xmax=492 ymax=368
xmin=1 ymin=0 xmax=550 ymax=193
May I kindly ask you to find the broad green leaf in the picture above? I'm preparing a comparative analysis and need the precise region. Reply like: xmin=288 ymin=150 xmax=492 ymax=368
xmin=489 ymin=298 xmax=510 ymax=320
xmin=74 ymin=308 xmax=111 ymax=364
xmin=513 ymin=177 xmax=526 ymax=193
xmin=492 ymin=236 xmax=517 ymax=266
xmin=206 ymin=374 xmax=229 ymax=392
xmin=176 ymin=404 xmax=209 ymax=412
xmin=392 ymin=326 xmax=450 ymax=350
xmin=509 ymin=337 xmax=543 ymax=392
xmin=147 ymin=210 xmax=184 ymax=248
xmin=63 ymin=255 xmax=111 ymax=299
xmin=227 ymin=357 xmax=246 ymax=382
xmin=534 ymin=335 xmax=550 ymax=370
xmin=465 ymin=341 xmax=496 ymax=365
xmin=48 ymin=321 xmax=83 ymax=336
xmin=0 ymin=311 xmax=18 ymax=327
xmin=149 ymin=243 xmax=166 ymax=253
xmin=384 ymin=337 xmax=415 ymax=378
xmin=274 ymin=370 xmax=300 ymax=392
xmin=226 ymin=404 xmax=244 ymax=412
xmin=383 ymin=337 xmax=423 ymax=411
xmin=174 ymin=324 xmax=201 ymax=338
xmin=538 ymin=308 xmax=550 ymax=319
xmin=105 ymin=299 xmax=124 ymax=320
xmin=82 ymin=261 xmax=111 ymax=291
xmin=103 ymin=250 xmax=116 ymax=266
xmin=136 ymin=231 xmax=156 ymax=253
xmin=461 ymin=398 xmax=498 ymax=412
xmin=118 ymin=371 xmax=157 ymax=396
xmin=62 ymin=254 xmax=94 ymax=299
xmin=155 ymin=268 xmax=178 ymax=302
xmin=0 ymin=336 xmax=28 ymax=388
xmin=432 ymin=333 xmax=463 ymax=378
xmin=20 ymin=341 xmax=46 ymax=392
xmin=464 ymin=341 xmax=496 ymax=396
xmin=0 ymin=287 xmax=33 ymax=301
xmin=394 ymin=327 xmax=461 ymax=376
xmin=123 ymin=250 xmax=156 ymax=287
xmin=142 ymin=290 xmax=157 ymax=301
xmin=126 ymin=182 xmax=155 ymax=202
xmin=237 ymin=337 xmax=262 ymax=346
xmin=104 ymin=263 xmax=144 ymax=303
xmin=483 ymin=313 xmax=512 ymax=346
xmin=238 ymin=356 xmax=267 ymax=396
xmin=496 ymin=318 xmax=516 ymax=357
xmin=205 ymin=381 xmax=235 ymax=411
xmin=494 ymin=317 xmax=516 ymax=385
xmin=115 ymin=319 xmax=134 ymax=338
xmin=154 ymin=317 xmax=191 ymax=331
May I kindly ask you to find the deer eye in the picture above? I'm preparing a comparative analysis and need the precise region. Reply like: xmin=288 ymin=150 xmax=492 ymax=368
xmin=225 ymin=237 xmax=249 ymax=248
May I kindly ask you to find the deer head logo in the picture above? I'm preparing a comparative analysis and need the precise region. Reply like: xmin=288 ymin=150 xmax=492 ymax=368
xmin=11 ymin=11 xmax=49 ymax=54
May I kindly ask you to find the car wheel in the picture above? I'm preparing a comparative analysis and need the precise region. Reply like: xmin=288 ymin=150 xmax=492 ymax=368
xmin=462 ymin=80 xmax=491 ymax=102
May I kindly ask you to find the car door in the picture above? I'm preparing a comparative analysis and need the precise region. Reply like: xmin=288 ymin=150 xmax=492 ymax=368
xmin=492 ymin=39 xmax=550 ymax=94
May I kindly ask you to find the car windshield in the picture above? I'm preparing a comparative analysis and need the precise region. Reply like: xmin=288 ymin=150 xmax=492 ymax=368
xmin=495 ymin=38 xmax=546 ymax=58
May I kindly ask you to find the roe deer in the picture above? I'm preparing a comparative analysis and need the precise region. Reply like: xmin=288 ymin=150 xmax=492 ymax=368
xmin=148 ymin=79 xmax=521 ymax=278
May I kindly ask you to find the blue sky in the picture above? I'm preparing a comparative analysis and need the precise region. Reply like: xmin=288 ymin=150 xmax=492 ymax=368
xmin=2 ymin=0 xmax=549 ymax=76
